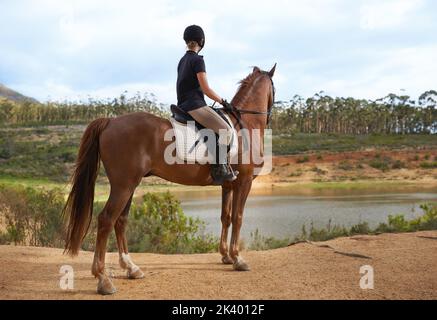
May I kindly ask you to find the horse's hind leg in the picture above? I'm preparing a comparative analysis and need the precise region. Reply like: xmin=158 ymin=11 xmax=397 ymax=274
xmin=115 ymin=194 xmax=145 ymax=279
xmin=91 ymin=187 xmax=135 ymax=295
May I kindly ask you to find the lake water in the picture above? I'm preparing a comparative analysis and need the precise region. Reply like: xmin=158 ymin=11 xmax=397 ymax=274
xmin=173 ymin=186 xmax=437 ymax=241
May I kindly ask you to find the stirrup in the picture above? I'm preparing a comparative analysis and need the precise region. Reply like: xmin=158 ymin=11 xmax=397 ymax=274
xmin=211 ymin=164 xmax=238 ymax=185
xmin=228 ymin=165 xmax=239 ymax=180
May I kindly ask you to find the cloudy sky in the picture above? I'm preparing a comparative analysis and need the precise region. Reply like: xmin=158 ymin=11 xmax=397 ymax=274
xmin=1 ymin=0 xmax=436 ymax=104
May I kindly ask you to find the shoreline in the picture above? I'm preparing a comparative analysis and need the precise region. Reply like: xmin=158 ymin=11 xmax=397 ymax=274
xmin=1 ymin=176 xmax=436 ymax=201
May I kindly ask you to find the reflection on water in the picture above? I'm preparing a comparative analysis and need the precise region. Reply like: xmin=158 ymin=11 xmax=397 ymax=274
xmin=172 ymin=187 xmax=437 ymax=240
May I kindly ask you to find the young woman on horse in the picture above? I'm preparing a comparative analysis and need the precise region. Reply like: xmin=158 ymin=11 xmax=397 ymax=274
xmin=177 ymin=25 xmax=237 ymax=184
xmin=63 ymin=24 xmax=276 ymax=294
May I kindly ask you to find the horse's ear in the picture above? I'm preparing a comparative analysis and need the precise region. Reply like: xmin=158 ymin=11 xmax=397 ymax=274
xmin=253 ymin=66 xmax=261 ymax=73
xmin=268 ymin=63 xmax=277 ymax=77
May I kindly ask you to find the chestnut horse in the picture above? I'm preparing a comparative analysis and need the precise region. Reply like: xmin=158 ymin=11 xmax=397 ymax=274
xmin=63 ymin=64 xmax=276 ymax=295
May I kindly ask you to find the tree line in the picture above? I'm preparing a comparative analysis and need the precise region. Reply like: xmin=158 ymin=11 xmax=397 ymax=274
xmin=1 ymin=90 xmax=436 ymax=134
xmin=0 ymin=93 xmax=168 ymax=126
xmin=271 ymin=90 xmax=437 ymax=134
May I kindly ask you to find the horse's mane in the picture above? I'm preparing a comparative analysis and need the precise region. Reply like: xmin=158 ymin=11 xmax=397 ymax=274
xmin=231 ymin=67 xmax=270 ymax=106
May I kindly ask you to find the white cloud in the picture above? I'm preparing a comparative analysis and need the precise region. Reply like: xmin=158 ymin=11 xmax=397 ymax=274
xmin=1 ymin=0 xmax=437 ymax=103
xmin=312 ymin=45 xmax=437 ymax=99
xmin=360 ymin=0 xmax=424 ymax=30
xmin=12 ymin=80 xmax=177 ymax=104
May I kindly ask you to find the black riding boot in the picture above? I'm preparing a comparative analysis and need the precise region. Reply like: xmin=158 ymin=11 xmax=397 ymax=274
xmin=211 ymin=134 xmax=238 ymax=185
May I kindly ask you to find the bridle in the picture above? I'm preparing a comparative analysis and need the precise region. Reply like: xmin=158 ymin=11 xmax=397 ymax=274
xmin=216 ymin=75 xmax=275 ymax=129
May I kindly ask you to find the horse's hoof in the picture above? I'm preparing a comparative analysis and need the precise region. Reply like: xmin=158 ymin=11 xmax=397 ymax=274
xmin=127 ymin=268 xmax=145 ymax=280
xmin=97 ymin=276 xmax=117 ymax=295
xmin=222 ymin=255 xmax=234 ymax=265
xmin=233 ymin=259 xmax=250 ymax=271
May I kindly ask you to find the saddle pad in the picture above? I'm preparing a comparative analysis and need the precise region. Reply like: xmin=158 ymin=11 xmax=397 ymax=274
xmin=169 ymin=115 xmax=238 ymax=163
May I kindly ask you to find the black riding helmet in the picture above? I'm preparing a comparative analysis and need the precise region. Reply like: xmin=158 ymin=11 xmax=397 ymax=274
xmin=183 ymin=25 xmax=205 ymax=51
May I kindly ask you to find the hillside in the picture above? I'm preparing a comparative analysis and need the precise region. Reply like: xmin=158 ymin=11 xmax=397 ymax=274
xmin=0 ymin=84 xmax=38 ymax=104
xmin=0 ymin=231 xmax=436 ymax=299
xmin=1 ymin=125 xmax=437 ymax=186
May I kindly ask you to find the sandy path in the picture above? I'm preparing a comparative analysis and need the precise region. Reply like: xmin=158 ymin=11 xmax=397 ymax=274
xmin=0 ymin=231 xmax=436 ymax=300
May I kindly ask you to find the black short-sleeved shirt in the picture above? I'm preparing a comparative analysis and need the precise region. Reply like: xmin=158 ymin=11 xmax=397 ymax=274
xmin=176 ymin=50 xmax=207 ymax=111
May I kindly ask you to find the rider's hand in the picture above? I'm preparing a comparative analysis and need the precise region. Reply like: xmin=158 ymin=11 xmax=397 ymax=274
xmin=221 ymin=99 xmax=232 ymax=110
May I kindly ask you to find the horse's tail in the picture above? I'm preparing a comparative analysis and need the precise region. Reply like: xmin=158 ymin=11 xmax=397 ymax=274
xmin=63 ymin=118 xmax=110 ymax=256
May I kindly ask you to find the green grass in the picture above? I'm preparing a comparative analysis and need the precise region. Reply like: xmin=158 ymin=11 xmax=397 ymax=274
xmin=0 ymin=126 xmax=82 ymax=181
xmin=420 ymin=161 xmax=437 ymax=169
xmin=0 ymin=175 xmax=65 ymax=190
xmin=273 ymin=133 xmax=437 ymax=155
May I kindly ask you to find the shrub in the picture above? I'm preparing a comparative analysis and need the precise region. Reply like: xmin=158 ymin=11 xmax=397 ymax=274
xmin=375 ymin=204 xmax=437 ymax=233
xmin=0 ymin=186 xmax=218 ymax=254
xmin=0 ymin=185 xmax=65 ymax=247
xmin=311 ymin=166 xmax=327 ymax=175
xmin=416 ymin=204 xmax=437 ymax=230
xmin=307 ymin=220 xmax=349 ymax=241
xmin=59 ymin=151 xmax=76 ymax=162
xmin=248 ymin=229 xmax=290 ymax=250
xmin=381 ymin=214 xmax=410 ymax=232
xmin=296 ymin=155 xmax=310 ymax=163
xmin=337 ymin=160 xmax=354 ymax=171
xmin=288 ymin=169 xmax=303 ymax=177
xmin=369 ymin=157 xmax=392 ymax=171
xmin=391 ymin=160 xmax=406 ymax=169
xmin=82 ymin=191 xmax=219 ymax=254
xmin=350 ymin=222 xmax=371 ymax=235
xmin=420 ymin=161 xmax=437 ymax=169
xmin=0 ymin=147 xmax=12 ymax=159
xmin=294 ymin=204 xmax=437 ymax=242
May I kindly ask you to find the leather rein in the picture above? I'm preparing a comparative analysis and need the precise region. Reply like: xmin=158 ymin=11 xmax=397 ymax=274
xmin=214 ymin=76 xmax=275 ymax=129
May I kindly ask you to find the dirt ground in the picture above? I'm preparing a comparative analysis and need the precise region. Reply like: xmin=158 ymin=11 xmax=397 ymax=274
xmin=1 ymin=231 xmax=436 ymax=300
xmin=257 ymin=148 xmax=437 ymax=185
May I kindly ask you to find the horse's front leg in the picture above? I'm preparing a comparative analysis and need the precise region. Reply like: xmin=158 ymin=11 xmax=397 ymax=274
xmin=220 ymin=183 xmax=234 ymax=264
xmin=229 ymin=177 xmax=253 ymax=271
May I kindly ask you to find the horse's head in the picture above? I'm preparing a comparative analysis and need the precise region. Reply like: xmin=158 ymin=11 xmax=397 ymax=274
xmin=231 ymin=64 xmax=276 ymax=127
